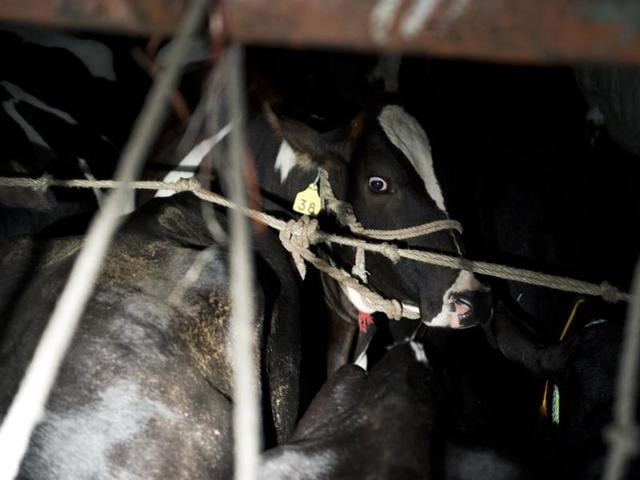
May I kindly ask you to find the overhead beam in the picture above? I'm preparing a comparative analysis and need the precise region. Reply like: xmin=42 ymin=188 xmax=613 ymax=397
xmin=3 ymin=0 xmax=640 ymax=64
xmin=224 ymin=0 xmax=640 ymax=64
xmin=0 ymin=0 xmax=187 ymax=36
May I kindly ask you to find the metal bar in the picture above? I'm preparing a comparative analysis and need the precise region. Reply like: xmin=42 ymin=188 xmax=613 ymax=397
xmin=224 ymin=0 xmax=640 ymax=65
xmin=0 ymin=0 xmax=187 ymax=35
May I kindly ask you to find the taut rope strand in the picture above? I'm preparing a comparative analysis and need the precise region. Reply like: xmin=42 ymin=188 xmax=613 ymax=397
xmin=0 ymin=175 xmax=631 ymax=308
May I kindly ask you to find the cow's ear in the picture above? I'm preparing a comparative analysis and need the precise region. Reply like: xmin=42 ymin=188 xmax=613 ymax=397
xmin=263 ymin=104 xmax=352 ymax=169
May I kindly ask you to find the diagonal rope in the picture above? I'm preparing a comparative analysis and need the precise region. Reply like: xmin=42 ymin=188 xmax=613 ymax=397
xmin=0 ymin=0 xmax=209 ymax=477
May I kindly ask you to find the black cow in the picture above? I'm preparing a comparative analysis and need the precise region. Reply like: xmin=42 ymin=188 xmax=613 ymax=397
xmin=259 ymin=341 xmax=536 ymax=480
xmin=247 ymin=102 xmax=542 ymax=443
xmin=0 ymin=193 xmax=301 ymax=479
xmin=247 ymin=102 xmax=492 ymax=368
xmin=482 ymin=297 xmax=640 ymax=479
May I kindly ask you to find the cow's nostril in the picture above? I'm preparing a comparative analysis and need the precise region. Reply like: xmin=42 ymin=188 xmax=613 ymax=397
xmin=449 ymin=294 xmax=472 ymax=317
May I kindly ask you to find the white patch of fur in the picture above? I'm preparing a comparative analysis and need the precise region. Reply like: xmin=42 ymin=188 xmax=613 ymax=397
xmin=341 ymin=284 xmax=420 ymax=319
xmin=260 ymin=448 xmax=337 ymax=479
xmin=378 ymin=105 xmax=447 ymax=213
xmin=22 ymin=379 xmax=177 ymax=480
xmin=155 ymin=123 xmax=232 ymax=198
xmin=370 ymin=0 xmax=404 ymax=44
xmin=2 ymin=81 xmax=77 ymax=124
xmin=409 ymin=341 xmax=428 ymax=364
xmin=274 ymin=140 xmax=298 ymax=184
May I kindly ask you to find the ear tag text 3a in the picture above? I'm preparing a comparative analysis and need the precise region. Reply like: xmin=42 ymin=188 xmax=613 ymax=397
xmin=293 ymin=182 xmax=322 ymax=216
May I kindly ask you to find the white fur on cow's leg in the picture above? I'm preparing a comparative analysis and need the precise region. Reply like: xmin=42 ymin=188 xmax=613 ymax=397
xmin=274 ymin=140 xmax=298 ymax=184
xmin=426 ymin=270 xmax=490 ymax=328
xmin=378 ymin=104 xmax=464 ymax=254
xmin=378 ymin=105 xmax=447 ymax=213
xmin=155 ymin=123 xmax=232 ymax=198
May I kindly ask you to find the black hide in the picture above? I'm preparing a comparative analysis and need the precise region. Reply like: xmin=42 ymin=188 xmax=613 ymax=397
xmin=0 ymin=193 xmax=301 ymax=479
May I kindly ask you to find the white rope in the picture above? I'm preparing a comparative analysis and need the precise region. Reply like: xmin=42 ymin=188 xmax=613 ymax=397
xmin=0 ymin=0 xmax=209 ymax=477
xmin=604 ymin=257 xmax=640 ymax=480
xmin=226 ymin=45 xmax=262 ymax=480
xmin=155 ymin=122 xmax=232 ymax=198
xmin=0 ymin=174 xmax=631 ymax=308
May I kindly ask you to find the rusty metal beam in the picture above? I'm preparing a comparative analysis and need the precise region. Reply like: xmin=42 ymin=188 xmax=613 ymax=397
xmin=224 ymin=0 xmax=640 ymax=64
xmin=0 ymin=0 xmax=187 ymax=36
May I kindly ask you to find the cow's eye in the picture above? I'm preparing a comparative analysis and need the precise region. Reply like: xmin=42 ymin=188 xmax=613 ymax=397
xmin=368 ymin=176 xmax=388 ymax=193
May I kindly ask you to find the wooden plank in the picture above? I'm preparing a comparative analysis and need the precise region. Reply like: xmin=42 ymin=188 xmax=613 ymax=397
xmin=0 ymin=0 xmax=186 ymax=35
xmin=224 ymin=0 xmax=640 ymax=64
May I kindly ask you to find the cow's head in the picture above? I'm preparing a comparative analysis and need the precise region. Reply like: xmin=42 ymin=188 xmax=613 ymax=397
xmin=262 ymin=103 xmax=491 ymax=330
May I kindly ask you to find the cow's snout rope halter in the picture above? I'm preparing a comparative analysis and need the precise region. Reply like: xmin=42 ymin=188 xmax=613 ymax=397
xmin=0 ymin=172 xmax=630 ymax=321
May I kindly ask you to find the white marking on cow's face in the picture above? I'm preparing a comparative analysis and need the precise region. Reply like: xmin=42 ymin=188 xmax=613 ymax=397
xmin=378 ymin=105 xmax=447 ymax=213
xmin=409 ymin=341 xmax=428 ymax=364
xmin=424 ymin=270 xmax=489 ymax=328
xmin=274 ymin=140 xmax=298 ymax=184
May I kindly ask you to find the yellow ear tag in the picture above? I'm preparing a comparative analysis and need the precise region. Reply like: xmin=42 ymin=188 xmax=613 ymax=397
xmin=293 ymin=183 xmax=322 ymax=216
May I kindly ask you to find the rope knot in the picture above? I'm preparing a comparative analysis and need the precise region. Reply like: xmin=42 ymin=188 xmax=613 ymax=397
xmin=173 ymin=177 xmax=200 ymax=193
xmin=600 ymin=281 xmax=621 ymax=303
xmin=33 ymin=175 xmax=52 ymax=193
xmin=279 ymin=216 xmax=319 ymax=279
xmin=380 ymin=243 xmax=401 ymax=263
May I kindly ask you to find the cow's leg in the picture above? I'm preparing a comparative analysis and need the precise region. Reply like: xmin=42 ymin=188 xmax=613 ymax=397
xmin=326 ymin=313 xmax=357 ymax=375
